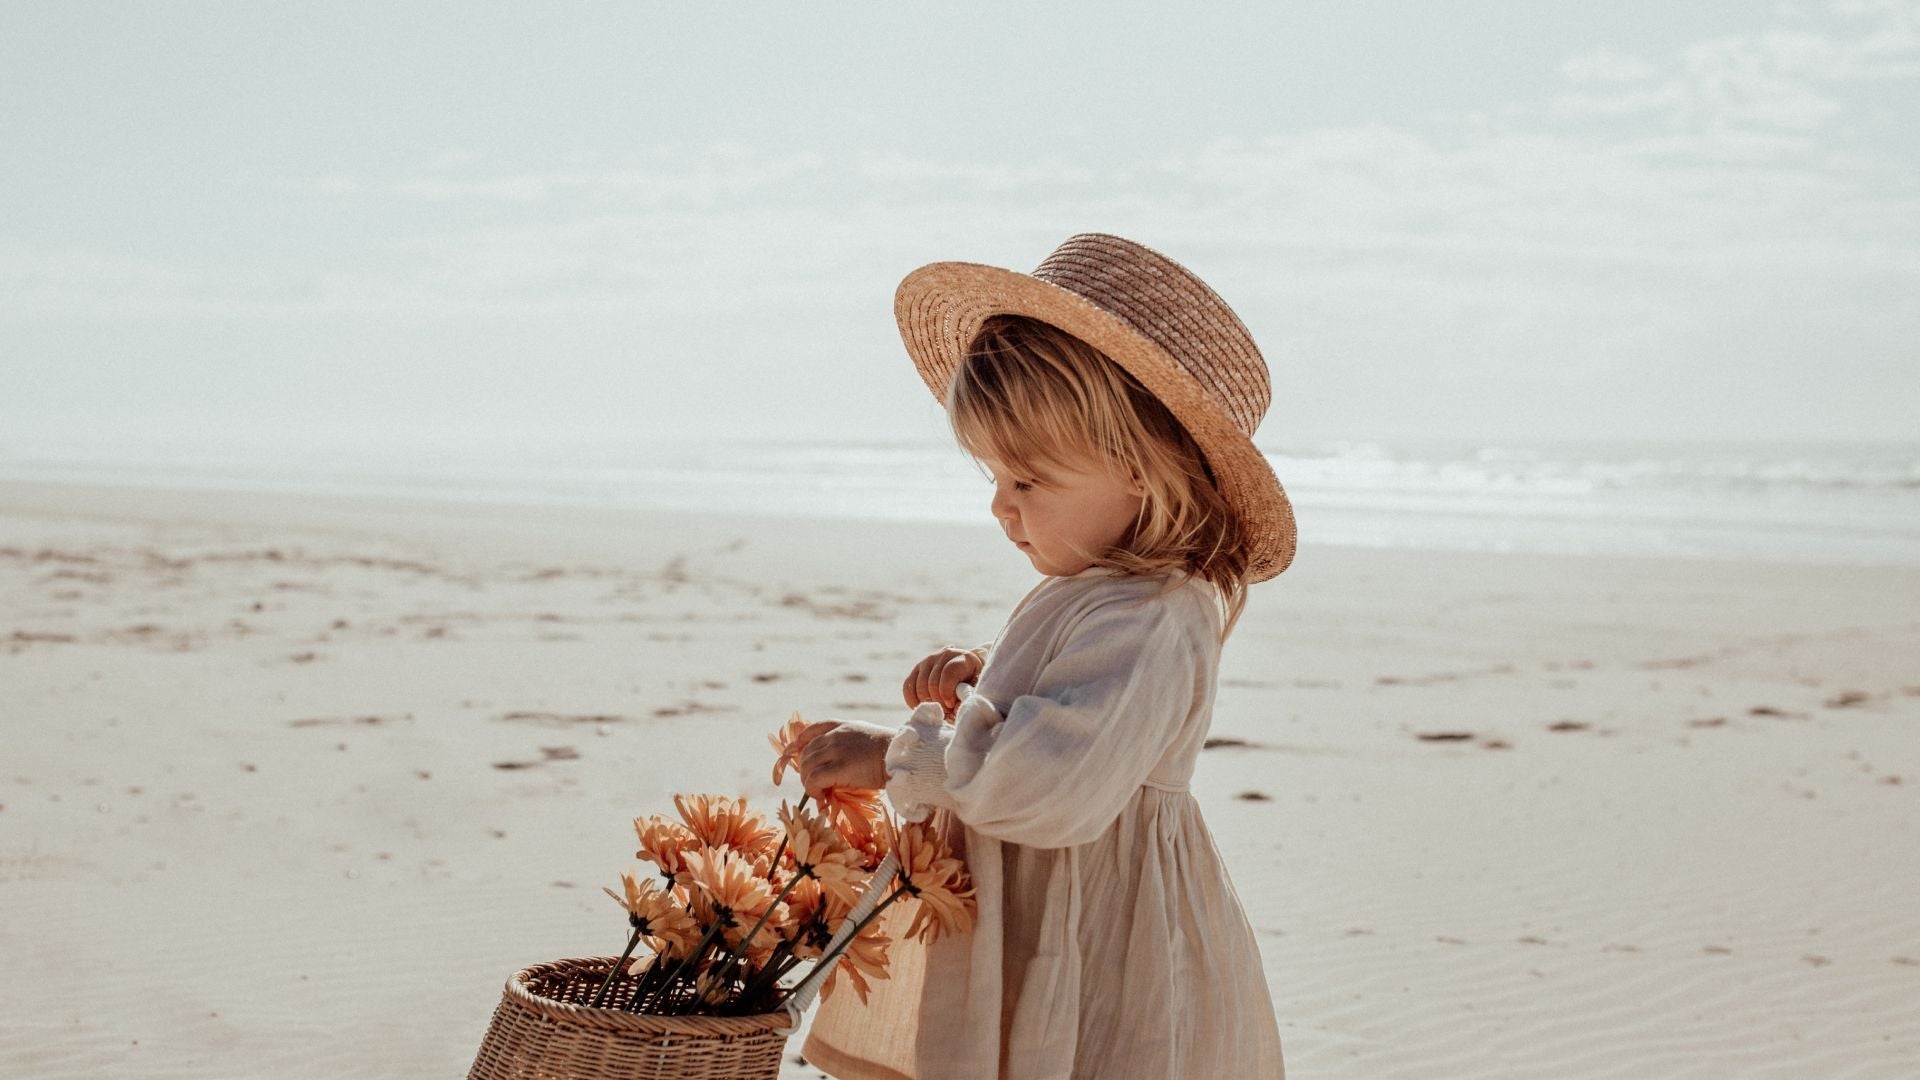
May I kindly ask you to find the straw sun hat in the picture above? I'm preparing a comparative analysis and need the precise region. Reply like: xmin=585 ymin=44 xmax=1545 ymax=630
xmin=894 ymin=232 xmax=1297 ymax=581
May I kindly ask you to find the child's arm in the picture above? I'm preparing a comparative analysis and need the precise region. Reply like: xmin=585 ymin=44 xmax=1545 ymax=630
xmin=883 ymin=598 xmax=1200 ymax=848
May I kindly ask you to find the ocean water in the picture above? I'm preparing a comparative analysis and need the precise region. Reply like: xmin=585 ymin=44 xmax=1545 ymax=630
xmin=1 ymin=434 xmax=1916 ymax=567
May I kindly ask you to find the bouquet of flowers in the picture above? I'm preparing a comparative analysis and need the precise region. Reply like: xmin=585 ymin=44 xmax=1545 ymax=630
xmin=468 ymin=712 xmax=975 ymax=1080
xmin=594 ymin=711 xmax=976 ymax=1013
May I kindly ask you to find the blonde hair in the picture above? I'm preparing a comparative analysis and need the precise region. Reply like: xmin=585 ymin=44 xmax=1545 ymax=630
xmin=946 ymin=314 xmax=1252 ymax=639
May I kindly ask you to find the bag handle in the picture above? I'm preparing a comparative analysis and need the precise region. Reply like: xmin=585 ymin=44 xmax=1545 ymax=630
xmin=774 ymin=849 xmax=900 ymax=1033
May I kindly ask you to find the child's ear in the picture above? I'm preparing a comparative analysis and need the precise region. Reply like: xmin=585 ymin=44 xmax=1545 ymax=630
xmin=1124 ymin=465 xmax=1148 ymax=498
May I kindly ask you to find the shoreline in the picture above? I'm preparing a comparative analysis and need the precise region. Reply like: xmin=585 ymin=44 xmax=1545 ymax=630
xmin=5 ymin=474 xmax=1914 ymax=577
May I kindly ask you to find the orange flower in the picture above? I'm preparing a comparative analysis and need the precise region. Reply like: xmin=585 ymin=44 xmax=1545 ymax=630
xmin=812 ymin=786 xmax=889 ymax=857
xmin=777 ymin=800 xmax=867 ymax=905
xmin=894 ymin=819 xmax=976 ymax=945
xmin=673 ymin=793 xmax=780 ymax=860
xmin=682 ymin=846 xmax=788 ymax=966
xmin=682 ymin=846 xmax=778 ymax=925
xmin=785 ymin=872 xmax=867 ymax=959
xmin=773 ymin=874 xmax=828 ymax=956
xmin=633 ymin=814 xmax=700 ymax=882
xmin=603 ymin=867 xmax=702 ymax=962
xmin=709 ymin=919 xmax=781 ymax=973
xmin=819 ymin=921 xmax=892 ymax=1005
xmin=768 ymin=710 xmax=828 ymax=787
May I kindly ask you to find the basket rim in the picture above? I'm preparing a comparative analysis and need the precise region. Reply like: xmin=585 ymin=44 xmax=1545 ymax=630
xmin=504 ymin=956 xmax=795 ymax=1037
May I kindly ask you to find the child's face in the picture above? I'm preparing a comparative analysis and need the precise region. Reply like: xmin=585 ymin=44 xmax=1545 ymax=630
xmin=979 ymin=451 xmax=1145 ymax=577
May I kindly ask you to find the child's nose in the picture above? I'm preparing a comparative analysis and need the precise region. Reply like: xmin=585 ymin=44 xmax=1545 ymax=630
xmin=989 ymin=486 xmax=1016 ymax=524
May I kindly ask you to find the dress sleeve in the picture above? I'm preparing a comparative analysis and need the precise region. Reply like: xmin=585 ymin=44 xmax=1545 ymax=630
xmin=883 ymin=594 xmax=1199 ymax=848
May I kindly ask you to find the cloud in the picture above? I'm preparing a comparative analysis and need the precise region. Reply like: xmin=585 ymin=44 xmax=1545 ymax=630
xmin=852 ymin=152 xmax=1098 ymax=192
xmin=6 ymin=110 xmax=1913 ymax=330
xmin=388 ymin=146 xmax=831 ymax=207
xmin=0 ymin=242 xmax=212 ymax=315
xmin=1561 ymin=48 xmax=1658 ymax=84
xmin=1830 ymin=0 xmax=1920 ymax=75
xmin=1552 ymin=3 xmax=1919 ymax=134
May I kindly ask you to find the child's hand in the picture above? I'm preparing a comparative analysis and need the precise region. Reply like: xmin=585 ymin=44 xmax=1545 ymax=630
xmin=796 ymin=720 xmax=895 ymax=797
xmin=903 ymin=646 xmax=985 ymax=716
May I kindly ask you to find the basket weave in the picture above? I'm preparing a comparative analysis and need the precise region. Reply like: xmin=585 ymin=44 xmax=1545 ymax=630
xmin=467 ymin=956 xmax=792 ymax=1080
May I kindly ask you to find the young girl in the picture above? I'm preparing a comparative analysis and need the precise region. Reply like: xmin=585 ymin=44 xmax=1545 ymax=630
xmin=796 ymin=233 xmax=1296 ymax=1080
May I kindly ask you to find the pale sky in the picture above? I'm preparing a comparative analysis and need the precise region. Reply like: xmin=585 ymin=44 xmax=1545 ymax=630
xmin=3 ymin=0 xmax=1916 ymax=456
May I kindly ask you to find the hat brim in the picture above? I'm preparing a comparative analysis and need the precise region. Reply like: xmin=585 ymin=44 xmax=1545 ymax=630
xmin=895 ymin=260 xmax=1297 ymax=581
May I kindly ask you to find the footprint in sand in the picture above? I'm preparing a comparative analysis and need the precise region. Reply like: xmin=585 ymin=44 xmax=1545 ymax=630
xmin=498 ymin=711 xmax=626 ymax=728
xmin=6 ymin=631 xmax=79 ymax=649
xmin=492 ymin=745 xmax=582 ymax=771
xmin=1377 ymin=665 xmax=1517 ymax=687
xmin=1407 ymin=729 xmax=1510 ymax=749
xmin=288 ymin=714 xmax=406 ymax=728
xmin=1235 ymin=790 xmax=1273 ymax=802
xmin=651 ymin=701 xmax=734 ymax=718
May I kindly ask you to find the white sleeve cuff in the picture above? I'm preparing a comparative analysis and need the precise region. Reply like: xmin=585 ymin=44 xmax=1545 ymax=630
xmin=884 ymin=701 xmax=956 ymax=823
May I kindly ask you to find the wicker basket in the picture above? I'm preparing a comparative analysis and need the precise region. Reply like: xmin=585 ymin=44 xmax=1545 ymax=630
xmin=467 ymin=956 xmax=795 ymax=1080
xmin=471 ymin=850 xmax=902 ymax=1077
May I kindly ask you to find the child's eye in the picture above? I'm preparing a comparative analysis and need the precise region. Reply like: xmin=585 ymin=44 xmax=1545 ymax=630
xmin=1011 ymin=480 xmax=1034 ymax=493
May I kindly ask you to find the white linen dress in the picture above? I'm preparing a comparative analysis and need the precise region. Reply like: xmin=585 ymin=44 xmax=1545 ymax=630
xmin=799 ymin=567 xmax=1286 ymax=1080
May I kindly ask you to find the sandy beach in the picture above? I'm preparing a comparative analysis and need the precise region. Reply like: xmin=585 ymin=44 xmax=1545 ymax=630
xmin=2 ymin=478 xmax=1916 ymax=1079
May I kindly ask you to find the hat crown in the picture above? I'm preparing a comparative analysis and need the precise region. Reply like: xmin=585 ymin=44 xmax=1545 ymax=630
xmin=1029 ymin=233 xmax=1271 ymax=437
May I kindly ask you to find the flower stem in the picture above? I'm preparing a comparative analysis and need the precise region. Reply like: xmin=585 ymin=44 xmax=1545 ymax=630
xmin=670 ymin=936 xmax=739 ymax=1016
xmin=704 ymin=865 xmax=813 ymax=1001
xmin=737 ymin=939 xmax=795 ymax=1011
xmin=590 ymin=926 xmax=644 ymax=1009
xmin=765 ymin=792 xmax=812 ymax=881
xmin=623 ymin=950 xmax=666 ymax=1010
xmin=639 ymin=918 xmax=726 ymax=1013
